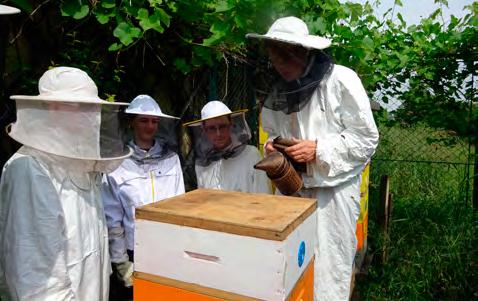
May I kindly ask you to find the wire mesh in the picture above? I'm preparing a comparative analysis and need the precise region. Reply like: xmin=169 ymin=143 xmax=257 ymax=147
xmin=371 ymin=116 xmax=476 ymax=204
xmin=181 ymin=60 xmax=477 ymax=204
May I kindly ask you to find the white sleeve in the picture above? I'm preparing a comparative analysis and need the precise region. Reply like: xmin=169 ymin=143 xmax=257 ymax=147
xmin=0 ymin=157 xmax=76 ymax=300
xmin=101 ymin=174 xmax=128 ymax=263
xmin=312 ymin=69 xmax=379 ymax=177
xmin=249 ymin=147 xmax=273 ymax=194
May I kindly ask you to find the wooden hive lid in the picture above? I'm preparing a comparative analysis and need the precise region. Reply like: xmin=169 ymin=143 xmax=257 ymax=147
xmin=136 ymin=189 xmax=317 ymax=241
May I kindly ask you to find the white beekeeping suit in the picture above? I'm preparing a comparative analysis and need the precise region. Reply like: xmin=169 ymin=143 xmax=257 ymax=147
xmin=247 ymin=17 xmax=379 ymax=300
xmin=184 ymin=101 xmax=271 ymax=194
xmin=0 ymin=67 xmax=132 ymax=301
xmin=101 ymin=95 xmax=185 ymax=288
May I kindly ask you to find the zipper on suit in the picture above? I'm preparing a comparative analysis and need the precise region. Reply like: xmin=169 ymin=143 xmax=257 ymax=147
xmin=150 ymin=171 xmax=155 ymax=203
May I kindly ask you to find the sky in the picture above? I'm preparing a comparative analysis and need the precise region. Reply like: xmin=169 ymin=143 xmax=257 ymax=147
xmin=346 ymin=0 xmax=475 ymax=25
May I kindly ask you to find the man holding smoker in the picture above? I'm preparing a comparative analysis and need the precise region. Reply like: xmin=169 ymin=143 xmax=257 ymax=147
xmin=247 ymin=16 xmax=379 ymax=300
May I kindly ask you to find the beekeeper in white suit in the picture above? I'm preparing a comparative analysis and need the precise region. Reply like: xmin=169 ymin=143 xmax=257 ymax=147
xmin=102 ymin=94 xmax=185 ymax=290
xmin=0 ymin=67 xmax=132 ymax=300
xmin=247 ymin=17 xmax=379 ymax=300
xmin=184 ymin=101 xmax=270 ymax=194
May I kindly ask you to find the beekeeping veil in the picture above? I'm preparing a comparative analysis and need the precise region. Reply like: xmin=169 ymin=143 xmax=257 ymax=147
xmin=246 ymin=16 xmax=334 ymax=114
xmin=0 ymin=4 xmax=20 ymax=15
xmin=7 ymin=67 xmax=132 ymax=172
xmin=183 ymin=101 xmax=251 ymax=167
xmin=123 ymin=94 xmax=180 ymax=164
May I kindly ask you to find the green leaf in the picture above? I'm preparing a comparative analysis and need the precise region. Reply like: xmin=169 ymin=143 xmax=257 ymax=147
xmin=157 ymin=8 xmax=171 ymax=27
xmin=397 ymin=53 xmax=409 ymax=66
xmin=210 ymin=21 xmax=229 ymax=34
xmin=123 ymin=1 xmax=139 ymax=16
xmin=397 ymin=12 xmax=406 ymax=27
xmin=137 ymin=9 xmax=165 ymax=33
xmin=203 ymin=33 xmax=224 ymax=46
xmin=96 ymin=13 xmax=110 ymax=24
xmin=101 ymin=0 xmax=115 ymax=9
xmin=429 ymin=8 xmax=442 ymax=20
xmin=137 ymin=8 xmax=150 ymax=23
xmin=113 ymin=22 xmax=142 ymax=45
xmin=174 ymin=58 xmax=191 ymax=74
xmin=108 ymin=43 xmax=123 ymax=51
xmin=434 ymin=0 xmax=448 ymax=6
xmin=149 ymin=0 xmax=163 ymax=6
xmin=61 ymin=0 xmax=90 ymax=19
xmin=314 ymin=17 xmax=327 ymax=34
xmin=215 ymin=0 xmax=234 ymax=12
xmin=167 ymin=2 xmax=177 ymax=13
xmin=448 ymin=15 xmax=459 ymax=29
xmin=348 ymin=3 xmax=362 ymax=23
xmin=362 ymin=36 xmax=374 ymax=50
xmin=424 ymin=71 xmax=434 ymax=80
xmin=203 ymin=21 xmax=229 ymax=46
xmin=194 ymin=46 xmax=213 ymax=66
xmin=104 ymin=94 xmax=117 ymax=102
xmin=234 ymin=14 xmax=247 ymax=28
xmin=335 ymin=25 xmax=353 ymax=40
xmin=94 ymin=6 xmax=115 ymax=24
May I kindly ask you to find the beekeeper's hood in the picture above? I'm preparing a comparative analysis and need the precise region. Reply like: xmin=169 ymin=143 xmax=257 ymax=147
xmin=183 ymin=101 xmax=251 ymax=166
xmin=0 ymin=4 xmax=20 ymax=15
xmin=124 ymin=94 xmax=180 ymax=163
xmin=8 ymin=67 xmax=132 ymax=171
xmin=246 ymin=16 xmax=334 ymax=114
xmin=246 ymin=16 xmax=331 ymax=50
xmin=125 ymin=94 xmax=178 ymax=119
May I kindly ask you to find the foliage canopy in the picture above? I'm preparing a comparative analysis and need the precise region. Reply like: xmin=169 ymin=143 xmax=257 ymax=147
xmin=4 ymin=0 xmax=478 ymax=138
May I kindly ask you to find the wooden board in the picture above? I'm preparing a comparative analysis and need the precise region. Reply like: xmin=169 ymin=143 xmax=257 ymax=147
xmin=136 ymin=189 xmax=317 ymax=241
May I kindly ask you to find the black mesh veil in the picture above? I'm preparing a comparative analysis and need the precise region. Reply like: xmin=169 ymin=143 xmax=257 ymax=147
xmin=256 ymin=51 xmax=334 ymax=114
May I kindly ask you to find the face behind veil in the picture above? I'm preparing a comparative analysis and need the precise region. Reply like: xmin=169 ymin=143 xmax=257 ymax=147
xmin=188 ymin=113 xmax=252 ymax=166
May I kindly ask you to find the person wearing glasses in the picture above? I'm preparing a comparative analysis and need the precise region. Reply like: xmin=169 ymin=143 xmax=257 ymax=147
xmin=247 ymin=17 xmax=379 ymax=300
xmin=184 ymin=100 xmax=270 ymax=194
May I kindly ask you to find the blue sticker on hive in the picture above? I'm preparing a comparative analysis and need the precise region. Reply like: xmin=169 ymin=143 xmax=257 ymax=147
xmin=298 ymin=241 xmax=305 ymax=267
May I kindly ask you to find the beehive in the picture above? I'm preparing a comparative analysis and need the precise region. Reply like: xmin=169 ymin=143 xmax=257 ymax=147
xmin=134 ymin=189 xmax=317 ymax=300
xmin=355 ymin=164 xmax=370 ymax=267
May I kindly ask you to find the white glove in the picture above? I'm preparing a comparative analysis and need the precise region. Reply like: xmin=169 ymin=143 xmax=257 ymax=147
xmin=114 ymin=260 xmax=134 ymax=287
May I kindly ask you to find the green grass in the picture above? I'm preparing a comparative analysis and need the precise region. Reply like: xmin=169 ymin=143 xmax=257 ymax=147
xmin=356 ymin=124 xmax=478 ymax=300
xmin=374 ymin=124 xmax=472 ymax=163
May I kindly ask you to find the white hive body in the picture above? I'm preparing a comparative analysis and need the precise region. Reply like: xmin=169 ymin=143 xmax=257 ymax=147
xmin=134 ymin=189 xmax=317 ymax=300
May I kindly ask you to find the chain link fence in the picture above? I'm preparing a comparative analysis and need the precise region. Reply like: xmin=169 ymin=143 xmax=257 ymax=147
xmin=371 ymin=115 xmax=476 ymax=206
xmin=179 ymin=60 xmax=258 ymax=190
xmin=180 ymin=60 xmax=477 ymax=204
